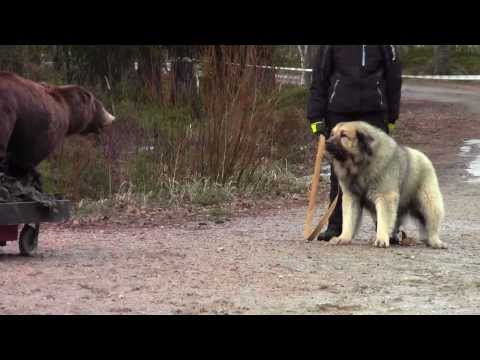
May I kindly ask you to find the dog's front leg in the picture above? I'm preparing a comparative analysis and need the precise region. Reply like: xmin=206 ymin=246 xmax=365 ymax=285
xmin=374 ymin=192 xmax=399 ymax=248
xmin=330 ymin=191 xmax=361 ymax=245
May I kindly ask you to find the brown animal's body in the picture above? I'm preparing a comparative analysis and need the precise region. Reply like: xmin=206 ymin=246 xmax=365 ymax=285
xmin=0 ymin=72 xmax=115 ymax=178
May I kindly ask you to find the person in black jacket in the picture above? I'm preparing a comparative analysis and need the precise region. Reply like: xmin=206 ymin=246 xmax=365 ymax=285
xmin=307 ymin=45 xmax=403 ymax=241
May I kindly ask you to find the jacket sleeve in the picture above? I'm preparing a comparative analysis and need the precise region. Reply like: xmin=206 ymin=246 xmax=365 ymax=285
xmin=307 ymin=45 xmax=333 ymax=123
xmin=382 ymin=45 xmax=403 ymax=123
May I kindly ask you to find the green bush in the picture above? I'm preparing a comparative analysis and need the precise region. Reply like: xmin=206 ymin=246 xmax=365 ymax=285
xmin=401 ymin=46 xmax=480 ymax=75
xmin=127 ymin=151 xmax=164 ymax=195
xmin=2 ymin=46 xmax=315 ymax=208
xmin=402 ymin=46 xmax=435 ymax=75
xmin=40 ymin=137 xmax=112 ymax=201
xmin=276 ymin=85 xmax=309 ymax=110
xmin=185 ymin=179 xmax=234 ymax=206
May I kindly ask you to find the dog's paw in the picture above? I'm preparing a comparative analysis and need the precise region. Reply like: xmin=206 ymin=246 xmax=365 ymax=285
xmin=373 ymin=238 xmax=390 ymax=248
xmin=429 ymin=240 xmax=448 ymax=249
xmin=329 ymin=236 xmax=351 ymax=245
xmin=390 ymin=230 xmax=406 ymax=245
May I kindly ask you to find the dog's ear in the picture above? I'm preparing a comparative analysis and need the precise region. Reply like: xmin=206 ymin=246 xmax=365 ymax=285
xmin=356 ymin=130 xmax=374 ymax=156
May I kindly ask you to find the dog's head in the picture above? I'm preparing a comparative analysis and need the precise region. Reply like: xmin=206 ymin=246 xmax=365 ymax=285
xmin=325 ymin=121 xmax=375 ymax=166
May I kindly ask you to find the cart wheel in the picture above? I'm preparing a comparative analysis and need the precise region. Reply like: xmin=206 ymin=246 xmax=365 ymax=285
xmin=19 ymin=223 xmax=40 ymax=256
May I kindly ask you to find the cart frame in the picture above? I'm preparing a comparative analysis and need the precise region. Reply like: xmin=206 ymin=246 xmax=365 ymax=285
xmin=0 ymin=200 xmax=71 ymax=256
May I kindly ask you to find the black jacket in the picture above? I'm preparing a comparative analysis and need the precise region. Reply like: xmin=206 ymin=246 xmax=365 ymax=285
xmin=307 ymin=45 xmax=402 ymax=124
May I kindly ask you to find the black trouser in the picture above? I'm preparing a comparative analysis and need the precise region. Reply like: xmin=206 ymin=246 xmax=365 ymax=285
xmin=325 ymin=111 xmax=389 ymax=232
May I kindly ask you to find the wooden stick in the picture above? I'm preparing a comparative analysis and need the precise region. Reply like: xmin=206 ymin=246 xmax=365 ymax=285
xmin=304 ymin=135 xmax=326 ymax=240
xmin=306 ymin=192 xmax=339 ymax=241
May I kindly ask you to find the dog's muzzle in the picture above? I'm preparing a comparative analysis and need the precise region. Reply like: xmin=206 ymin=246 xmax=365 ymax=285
xmin=326 ymin=140 xmax=348 ymax=162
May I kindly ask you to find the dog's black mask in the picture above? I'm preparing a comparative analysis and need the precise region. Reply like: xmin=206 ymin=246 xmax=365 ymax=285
xmin=326 ymin=140 xmax=348 ymax=162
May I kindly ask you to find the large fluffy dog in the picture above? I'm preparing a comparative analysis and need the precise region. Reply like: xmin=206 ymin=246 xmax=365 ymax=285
xmin=325 ymin=121 xmax=446 ymax=249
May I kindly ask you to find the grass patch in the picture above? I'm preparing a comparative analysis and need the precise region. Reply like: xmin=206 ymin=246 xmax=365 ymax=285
xmin=38 ymin=48 xmax=313 ymax=216
xmin=184 ymin=179 xmax=234 ymax=206
xmin=276 ymin=85 xmax=309 ymax=109
xmin=402 ymin=46 xmax=480 ymax=75
xmin=245 ymin=161 xmax=309 ymax=196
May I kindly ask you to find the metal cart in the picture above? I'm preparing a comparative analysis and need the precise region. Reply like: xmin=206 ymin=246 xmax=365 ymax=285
xmin=0 ymin=200 xmax=71 ymax=256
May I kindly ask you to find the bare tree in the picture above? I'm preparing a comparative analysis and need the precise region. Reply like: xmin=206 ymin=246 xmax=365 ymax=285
xmin=297 ymin=45 xmax=309 ymax=86
xmin=297 ymin=45 xmax=321 ymax=87
xmin=433 ymin=45 xmax=452 ymax=75
xmin=305 ymin=45 xmax=320 ymax=87
xmin=169 ymin=46 xmax=198 ymax=107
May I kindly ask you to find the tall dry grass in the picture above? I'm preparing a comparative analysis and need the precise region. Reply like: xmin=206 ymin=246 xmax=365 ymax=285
xmin=41 ymin=46 xmax=309 ymax=204
xmin=195 ymin=46 xmax=280 ymax=184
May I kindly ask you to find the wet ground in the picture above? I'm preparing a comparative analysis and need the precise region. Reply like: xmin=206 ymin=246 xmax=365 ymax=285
xmin=1 ymin=81 xmax=480 ymax=314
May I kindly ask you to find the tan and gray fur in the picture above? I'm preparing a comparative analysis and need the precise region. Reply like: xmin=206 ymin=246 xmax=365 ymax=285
xmin=325 ymin=121 xmax=446 ymax=249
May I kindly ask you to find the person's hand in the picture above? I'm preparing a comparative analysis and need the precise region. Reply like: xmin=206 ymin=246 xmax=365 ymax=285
xmin=388 ymin=122 xmax=396 ymax=134
xmin=310 ymin=120 xmax=327 ymax=137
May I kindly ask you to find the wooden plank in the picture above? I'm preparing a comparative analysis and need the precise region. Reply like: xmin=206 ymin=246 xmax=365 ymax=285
xmin=0 ymin=200 xmax=71 ymax=225
xmin=304 ymin=135 xmax=326 ymax=240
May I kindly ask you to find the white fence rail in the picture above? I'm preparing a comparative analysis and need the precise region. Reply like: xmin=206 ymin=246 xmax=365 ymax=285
xmin=402 ymin=75 xmax=480 ymax=80
xmin=272 ymin=66 xmax=480 ymax=86
xmin=138 ymin=61 xmax=480 ymax=86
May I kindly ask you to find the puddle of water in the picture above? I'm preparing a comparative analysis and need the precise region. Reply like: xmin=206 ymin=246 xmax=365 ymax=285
xmin=459 ymin=139 xmax=480 ymax=182
xmin=320 ymin=164 xmax=331 ymax=179
xmin=463 ymin=139 xmax=480 ymax=147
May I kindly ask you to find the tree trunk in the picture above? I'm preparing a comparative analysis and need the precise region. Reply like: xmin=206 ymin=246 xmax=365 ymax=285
xmin=433 ymin=45 xmax=452 ymax=75
xmin=170 ymin=46 xmax=197 ymax=106
xmin=256 ymin=46 xmax=276 ymax=91
xmin=297 ymin=45 xmax=321 ymax=87
xmin=139 ymin=46 xmax=164 ymax=103
xmin=297 ymin=45 xmax=308 ymax=86
xmin=304 ymin=45 xmax=320 ymax=87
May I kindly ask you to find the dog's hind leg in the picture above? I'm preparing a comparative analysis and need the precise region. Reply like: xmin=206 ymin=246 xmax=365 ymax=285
xmin=417 ymin=184 xmax=446 ymax=249
xmin=373 ymin=192 xmax=399 ymax=248
xmin=389 ymin=215 xmax=406 ymax=245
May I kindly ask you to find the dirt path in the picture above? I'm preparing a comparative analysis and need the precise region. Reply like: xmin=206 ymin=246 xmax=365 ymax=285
xmin=2 ymin=83 xmax=480 ymax=314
